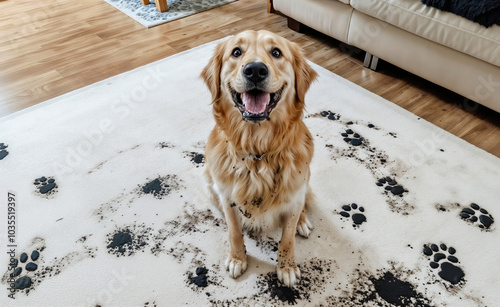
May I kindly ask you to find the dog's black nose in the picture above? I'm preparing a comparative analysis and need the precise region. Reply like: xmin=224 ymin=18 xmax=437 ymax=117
xmin=243 ymin=62 xmax=269 ymax=83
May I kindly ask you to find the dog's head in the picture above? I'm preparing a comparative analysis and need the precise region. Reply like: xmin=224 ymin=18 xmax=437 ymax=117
xmin=201 ymin=30 xmax=317 ymax=124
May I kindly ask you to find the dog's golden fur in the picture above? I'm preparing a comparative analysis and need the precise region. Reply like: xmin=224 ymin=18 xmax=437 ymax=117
xmin=201 ymin=30 xmax=317 ymax=287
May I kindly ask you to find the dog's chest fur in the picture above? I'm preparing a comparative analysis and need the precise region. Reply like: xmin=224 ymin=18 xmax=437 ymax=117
xmin=205 ymin=118 xmax=314 ymax=230
xmin=217 ymin=146 xmax=308 ymax=220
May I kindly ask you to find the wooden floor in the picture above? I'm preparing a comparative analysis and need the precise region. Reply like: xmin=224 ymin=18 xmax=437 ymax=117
xmin=1 ymin=0 xmax=499 ymax=157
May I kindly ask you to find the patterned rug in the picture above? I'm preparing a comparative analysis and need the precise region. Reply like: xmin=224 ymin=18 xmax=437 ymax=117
xmin=1 ymin=38 xmax=499 ymax=306
xmin=105 ymin=0 xmax=238 ymax=28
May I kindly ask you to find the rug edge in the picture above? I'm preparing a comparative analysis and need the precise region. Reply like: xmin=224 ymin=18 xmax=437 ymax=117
xmin=104 ymin=0 xmax=239 ymax=29
xmin=104 ymin=0 xmax=151 ymax=28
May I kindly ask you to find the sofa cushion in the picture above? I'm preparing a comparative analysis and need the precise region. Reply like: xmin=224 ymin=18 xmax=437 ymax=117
xmin=350 ymin=0 xmax=500 ymax=67
xmin=274 ymin=0 xmax=353 ymax=42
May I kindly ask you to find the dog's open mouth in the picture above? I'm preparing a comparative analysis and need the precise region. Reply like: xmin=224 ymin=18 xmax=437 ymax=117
xmin=231 ymin=85 xmax=284 ymax=122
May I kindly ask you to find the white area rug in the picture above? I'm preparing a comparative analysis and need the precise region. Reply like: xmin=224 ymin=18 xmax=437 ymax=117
xmin=105 ymin=0 xmax=238 ymax=28
xmin=1 ymin=38 xmax=499 ymax=306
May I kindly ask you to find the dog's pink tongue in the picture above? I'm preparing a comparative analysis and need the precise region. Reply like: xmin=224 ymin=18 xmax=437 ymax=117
xmin=242 ymin=92 xmax=269 ymax=114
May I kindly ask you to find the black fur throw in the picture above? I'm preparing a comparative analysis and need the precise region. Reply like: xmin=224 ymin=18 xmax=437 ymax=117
xmin=421 ymin=0 xmax=500 ymax=28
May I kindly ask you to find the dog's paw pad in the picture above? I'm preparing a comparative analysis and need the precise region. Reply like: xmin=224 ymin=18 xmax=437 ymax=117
xmin=225 ymin=257 xmax=247 ymax=279
xmin=341 ymin=129 xmax=363 ymax=146
xmin=34 ymin=177 xmax=57 ymax=195
xmin=339 ymin=203 xmax=366 ymax=227
xmin=277 ymin=265 xmax=301 ymax=287
xmin=423 ymin=243 xmax=465 ymax=285
xmin=296 ymin=216 xmax=313 ymax=238
xmin=460 ymin=203 xmax=494 ymax=230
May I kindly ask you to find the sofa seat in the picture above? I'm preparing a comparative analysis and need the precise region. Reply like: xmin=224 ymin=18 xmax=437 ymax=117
xmin=350 ymin=0 xmax=500 ymax=67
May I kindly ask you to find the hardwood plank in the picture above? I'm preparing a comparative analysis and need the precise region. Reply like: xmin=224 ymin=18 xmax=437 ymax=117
xmin=0 ymin=0 xmax=498 ymax=158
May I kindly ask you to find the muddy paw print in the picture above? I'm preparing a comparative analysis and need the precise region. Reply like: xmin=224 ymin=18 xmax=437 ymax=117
xmin=184 ymin=151 xmax=205 ymax=166
xmin=320 ymin=110 xmax=340 ymax=121
xmin=9 ymin=250 xmax=41 ymax=290
xmin=460 ymin=203 xmax=494 ymax=230
xmin=34 ymin=177 xmax=57 ymax=195
xmin=339 ymin=203 xmax=366 ymax=227
xmin=376 ymin=177 xmax=407 ymax=196
xmin=0 ymin=143 xmax=9 ymax=160
xmin=106 ymin=227 xmax=149 ymax=257
xmin=423 ymin=243 xmax=464 ymax=285
xmin=341 ymin=129 xmax=363 ymax=146
xmin=139 ymin=175 xmax=182 ymax=199
xmin=189 ymin=267 xmax=209 ymax=288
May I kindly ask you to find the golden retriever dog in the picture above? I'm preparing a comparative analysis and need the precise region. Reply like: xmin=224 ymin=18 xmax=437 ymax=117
xmin=201 ymin=30 xmax=317 ymax=287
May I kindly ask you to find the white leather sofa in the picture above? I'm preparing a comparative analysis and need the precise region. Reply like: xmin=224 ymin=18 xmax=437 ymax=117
xmin=271 ymin=0 xmax=500 ymax=113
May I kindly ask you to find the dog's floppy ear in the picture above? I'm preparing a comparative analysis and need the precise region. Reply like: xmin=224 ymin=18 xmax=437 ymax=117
xmin=201 ymin=41 xmax=226 ymax=100
xmin=291 ymin=42 xmax=318 ymax=103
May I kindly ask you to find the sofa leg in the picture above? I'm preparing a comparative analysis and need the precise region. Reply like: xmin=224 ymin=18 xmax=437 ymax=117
xmin=363 ymin=53 xmax=373 ymax=68
xmin=370 ymin=56 xmax=379 ymax=71
xmin=363 ymin=53 xmax=379 ymax=71
xmin=287 ymin=17 xmax=305 ymax=33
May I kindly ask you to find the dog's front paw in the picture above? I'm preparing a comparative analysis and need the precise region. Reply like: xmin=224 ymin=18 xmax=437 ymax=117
xmin=277 ymin=264 xmax=301 ymax=287
xmin=297 ymin=215 xmax=313 ymax=238
xmin=225 ymin=256 xmax=247 ymax=279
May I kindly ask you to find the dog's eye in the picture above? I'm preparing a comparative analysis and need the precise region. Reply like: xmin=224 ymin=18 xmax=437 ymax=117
xmin=271 ymin=48 xmax=282 ymax=58
xmin=232 ymin=48 xmax=242 ymax=58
